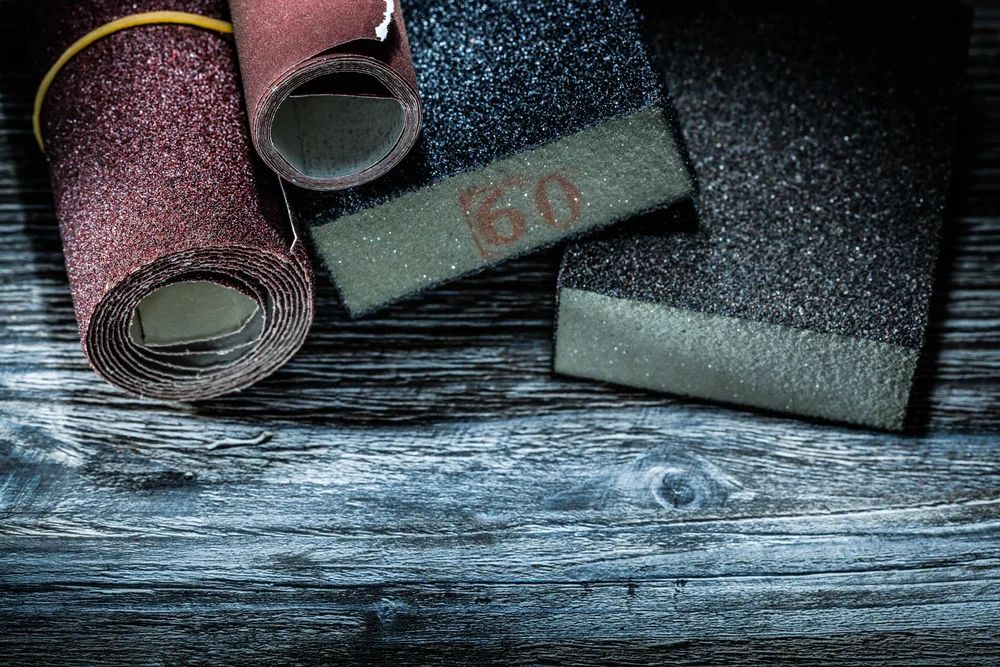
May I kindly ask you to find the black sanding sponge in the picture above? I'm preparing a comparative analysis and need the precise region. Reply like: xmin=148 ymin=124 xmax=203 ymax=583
xmin=295 ymin=0 xmax=693 ymax=316
xmin=555 ymin=1 xmax=971 ymax=430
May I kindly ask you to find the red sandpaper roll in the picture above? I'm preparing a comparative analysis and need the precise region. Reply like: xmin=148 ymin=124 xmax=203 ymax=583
xmin=36 ymin=0 xmax=315 ymax=401
xmin=228 ymin=0 xmax=422 ymax=190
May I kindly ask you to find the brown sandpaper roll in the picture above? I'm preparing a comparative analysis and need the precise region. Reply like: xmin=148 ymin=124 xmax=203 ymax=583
xmin=228 ymin=0 xmax=422 ymax=191
xmin=36 ymin=0 xmax=315 ymax=401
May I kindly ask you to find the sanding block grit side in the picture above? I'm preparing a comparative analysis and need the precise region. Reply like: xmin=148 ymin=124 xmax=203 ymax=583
xmin=555 ymin=1 xmax=971 ymax=430
xmin=298 ymin=0 xmax=694 ymax=316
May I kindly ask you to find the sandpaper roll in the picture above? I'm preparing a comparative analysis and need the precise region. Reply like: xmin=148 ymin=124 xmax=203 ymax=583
xmin=36 ymin=0 xmax=315 ymax=401
xmin=228 ymin=0 xmax=422 ymax=191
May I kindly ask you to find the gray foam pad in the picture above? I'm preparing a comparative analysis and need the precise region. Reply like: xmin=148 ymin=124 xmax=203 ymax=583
xmin=296 ymin=0 xmax=693 ymax=316
xmin=556 ymin=1 xmax=971 ymax=430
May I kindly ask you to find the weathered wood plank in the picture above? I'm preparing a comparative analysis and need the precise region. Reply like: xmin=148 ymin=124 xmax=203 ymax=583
xmin=2 ymin=405 xmax=999 ymax=660
xmin=0 ymin=0 xmax=999 ymax=664
xmin=2 ymin=409 xmax=999 ymax=535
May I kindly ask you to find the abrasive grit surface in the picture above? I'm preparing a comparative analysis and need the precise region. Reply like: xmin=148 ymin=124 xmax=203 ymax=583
xmin=556 ymin=0 xmax=971 ymax=430
xmin=36 ymin=0 xmax=315 ymax=401
xmin=298 ymin=0 xmax=694 ymax=316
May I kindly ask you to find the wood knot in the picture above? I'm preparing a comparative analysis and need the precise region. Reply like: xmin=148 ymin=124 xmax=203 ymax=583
xmin=648 ymin=458 xmax=754 ymax=512
xmin=657 ymin=472 xmax=698 ymax=508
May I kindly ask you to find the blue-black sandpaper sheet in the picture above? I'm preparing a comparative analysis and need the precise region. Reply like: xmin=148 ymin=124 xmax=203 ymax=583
xmin=562 ymin=0 xmax=971 ymax=351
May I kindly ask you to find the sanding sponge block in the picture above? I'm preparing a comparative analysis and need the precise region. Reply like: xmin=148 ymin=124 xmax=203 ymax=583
xmin=555 ymin=1 xmax=971 ymax=430
xmin=296 ymin=0 xmax=693 ymax=316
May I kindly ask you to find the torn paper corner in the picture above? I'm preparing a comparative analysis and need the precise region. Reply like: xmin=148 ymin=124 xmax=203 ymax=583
xmin=376 ymin=0 xmax=394 ymax=41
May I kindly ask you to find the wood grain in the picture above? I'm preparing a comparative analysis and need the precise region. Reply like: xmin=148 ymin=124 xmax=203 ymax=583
xmin=1 ymin=1 xmax=999 ymax=664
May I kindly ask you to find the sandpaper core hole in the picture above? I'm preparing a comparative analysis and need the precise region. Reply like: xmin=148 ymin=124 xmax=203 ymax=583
xmin=271 ymin=73 xmax=406 ymax=180
xmin=130 ymin=282 xmax=260 ymax=350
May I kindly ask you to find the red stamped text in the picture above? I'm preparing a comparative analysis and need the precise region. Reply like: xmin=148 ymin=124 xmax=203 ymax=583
xmin=460 ymin=172 xmax=583 ymax=259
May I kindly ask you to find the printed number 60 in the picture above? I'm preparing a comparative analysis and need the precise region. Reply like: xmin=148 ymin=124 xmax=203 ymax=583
xmin=471 ymin=174 xmax=583 ymax=247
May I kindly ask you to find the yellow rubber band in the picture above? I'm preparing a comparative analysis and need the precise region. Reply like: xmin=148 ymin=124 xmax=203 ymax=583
xmin=33 ymin=11 xmax=234 ymax=152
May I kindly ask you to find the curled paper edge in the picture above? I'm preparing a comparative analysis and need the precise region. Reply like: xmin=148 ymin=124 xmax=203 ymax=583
xmin=376 ymin=0 xmax=394 ymax=41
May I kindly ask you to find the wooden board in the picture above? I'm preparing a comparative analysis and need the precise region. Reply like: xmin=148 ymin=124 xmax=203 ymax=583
xmin=1 ymin=1 xmax=998 ymax=664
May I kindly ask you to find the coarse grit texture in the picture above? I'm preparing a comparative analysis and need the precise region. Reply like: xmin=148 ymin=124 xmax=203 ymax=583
xmin=561 ymin=0 xmax=970 ymax=351
xmin=295 ymin=0 xmax=674 ymax=222
xmin=36 ymin=0 xmax=314 ymax=400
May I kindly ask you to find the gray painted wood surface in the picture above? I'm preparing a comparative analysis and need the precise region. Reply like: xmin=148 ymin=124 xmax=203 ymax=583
xmin=1 ymin=1 xmax=999 ymax=664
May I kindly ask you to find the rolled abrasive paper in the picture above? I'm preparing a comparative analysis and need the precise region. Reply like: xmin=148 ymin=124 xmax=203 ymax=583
xmin=228 ymin=0 xmax=422 ymax=191
xmin=295 ymin=0 xmax=694 ymax=316
xmin=35 ymin=0 xmax=315 ymax=401
xmin=555 ymin=1 xmax=971 ymax=430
